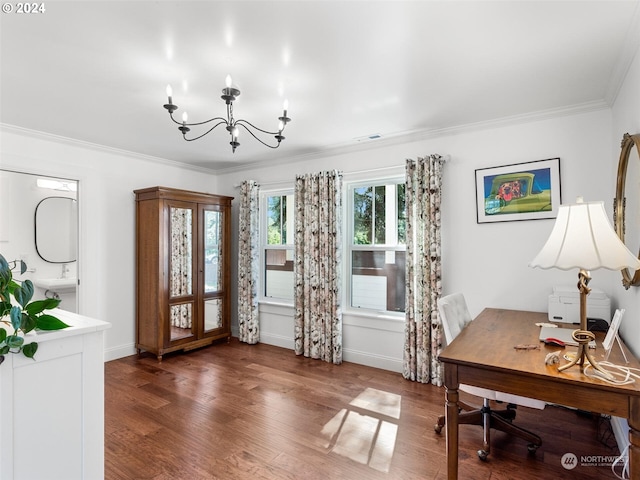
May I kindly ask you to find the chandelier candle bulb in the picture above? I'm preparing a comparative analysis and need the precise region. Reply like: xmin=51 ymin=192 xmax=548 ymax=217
xmin=182 ymin=112 xmax=188 ymax=125
xmin=166 ymin=84 xmax=173 ymax=104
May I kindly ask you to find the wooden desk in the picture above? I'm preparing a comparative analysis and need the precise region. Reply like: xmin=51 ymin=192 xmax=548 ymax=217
xmin=438 ymin=308 xmax=640 ymax=480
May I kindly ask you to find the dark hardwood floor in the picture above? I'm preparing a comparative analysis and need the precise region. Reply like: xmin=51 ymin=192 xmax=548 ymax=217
xmin=105 ymin=339 xmax=624 ymax=479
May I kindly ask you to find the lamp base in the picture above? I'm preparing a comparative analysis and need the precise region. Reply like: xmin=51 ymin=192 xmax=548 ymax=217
xmin=556 ymin=269 xmax=614 ymax=381
xmin=557 ymin=330 xmax=614 ymax=380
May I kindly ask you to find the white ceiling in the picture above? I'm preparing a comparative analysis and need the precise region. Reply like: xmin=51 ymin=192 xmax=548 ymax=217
xmin=1 ymin=1 xmax=639 ymax=173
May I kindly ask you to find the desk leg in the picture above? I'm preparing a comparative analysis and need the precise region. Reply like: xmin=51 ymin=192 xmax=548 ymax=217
xmin=444 ymin=365 xmax=459 ymax=480
xmin=630 ymin=397 xmax=640 ymax=480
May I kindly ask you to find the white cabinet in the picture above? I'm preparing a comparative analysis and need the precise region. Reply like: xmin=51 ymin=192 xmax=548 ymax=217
xmin=0 ymin=310 xmax=110 ymax=480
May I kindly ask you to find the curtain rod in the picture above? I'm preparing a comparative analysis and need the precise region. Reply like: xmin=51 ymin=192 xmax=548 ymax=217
xmin=233 ymin=154 xmax=449 ymax=188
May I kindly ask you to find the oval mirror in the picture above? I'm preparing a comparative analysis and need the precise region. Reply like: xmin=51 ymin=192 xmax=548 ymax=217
xmin=614 ymin=133 xmax=640 ymax=289
xmin=35 ymin=196 xmax=78 ymax=263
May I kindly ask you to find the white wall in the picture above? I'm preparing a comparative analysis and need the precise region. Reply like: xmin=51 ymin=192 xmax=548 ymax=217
xmin=0 ymin=127 xmax=219 ymax=360
xmin=216 ymin=107 xmax=616 ymax=372
xmin=611 ymin=41 xmax=640 ymax=359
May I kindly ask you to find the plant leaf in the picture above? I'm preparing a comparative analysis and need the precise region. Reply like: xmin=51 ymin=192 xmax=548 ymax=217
xmin=0 ymin=301 xmax=11 ymax=318
xmin=13 ymin=279 xmax=34 ymax=308
xmin=0 ymin=254 xmax=10 ymax=289
xmin=35 ymin=314 xmax=70 ymax=331
xmin=10 ymin=305 xmax=22 ymax=330
xmin=19 ymin=260 xmax=27 ymax=275
xmin=0 ymin=253 xmax=8 ymax=271
xmin=6 ymin=335 xmax=24 ymax=348
xmin=25 ymin=298 xmax=61 ymax=315
xmin=0 ymin=355 xmax=4 ymax=366
xmin=6 ymin=280 xmax=20 ymax=297
xmin=22 ymin=342 xmax=37 ymax=359
xmin=0 ymin=346 xmax=9 ymax=355
xmin=0 ymin=327 xmax=6 ymax=343
xmin=20 ymin=313 xmax=37 ymax=334
xmin=0 ymin=270 xmax=10 ymax=293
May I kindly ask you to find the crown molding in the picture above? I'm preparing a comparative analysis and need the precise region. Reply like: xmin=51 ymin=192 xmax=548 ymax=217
xmin=2 ymin=98 xmax=611 ymax=177
xmin=0 ymin=123 xmax=216 ymax=176
xmin=213 ymin=99 xmax=611 ymax=176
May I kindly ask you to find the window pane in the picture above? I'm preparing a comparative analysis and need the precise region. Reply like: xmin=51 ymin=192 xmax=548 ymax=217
xmin=374 ymin=186 xmax=386 ymax=244
xmin=267 ymin=196 xmax=284 ymax=245
xmin=397 ymin=183 xmax=406 ymax=244
xmin=351 ymin=250 xmax=405 ymax=312
xmin=353 ymin=186 xmax=372 ymax=244
xmin=267 ymin=194 xmax=293 ymax=245
xmin=264 ymin=248 xmax=294 ymax=299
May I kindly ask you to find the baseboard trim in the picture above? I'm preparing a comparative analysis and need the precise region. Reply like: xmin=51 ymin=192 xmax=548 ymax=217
xmin=104 ymin=343 xmax=137 ymax=362
xmin=342 ymin=348 xmax=403 ymax=373
xmin=104 ymin=337 xmax=404 ymax=373
xmin=259 ymin=332 xmax=295 ymax=350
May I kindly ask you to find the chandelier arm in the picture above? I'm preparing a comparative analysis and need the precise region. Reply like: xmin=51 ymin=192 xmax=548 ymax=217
xmin=169 ymin=112 xmax=229 ymax=127
xmin=235 ymin=119 xmax=283 ymax=136
xmin=236 ymin=123 xmax=282 ymax=149
xmin=182 ymin=121 xmax=229 ymax=141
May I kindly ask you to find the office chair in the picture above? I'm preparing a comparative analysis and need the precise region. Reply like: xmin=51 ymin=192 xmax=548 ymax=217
xmin=434 ymin=293 xmax=544 ymax=460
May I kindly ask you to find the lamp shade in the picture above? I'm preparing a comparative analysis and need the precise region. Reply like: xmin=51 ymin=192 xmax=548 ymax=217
xmin=529 ymin=200 xmax=640 ymax=271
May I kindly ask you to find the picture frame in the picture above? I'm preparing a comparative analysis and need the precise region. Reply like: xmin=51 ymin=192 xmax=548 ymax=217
xmin=603 ymin=308 xmax=627 ymax=363
xmin=475 ymin=157 xmax=561 ymax=223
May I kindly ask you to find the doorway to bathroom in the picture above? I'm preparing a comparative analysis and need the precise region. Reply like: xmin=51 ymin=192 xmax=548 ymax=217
xmin=0 ymin=169 xmax=79 ymax=312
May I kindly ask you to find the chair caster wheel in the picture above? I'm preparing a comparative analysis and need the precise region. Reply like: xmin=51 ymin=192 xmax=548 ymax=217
xmin=477 ymin=449 xmax=489 ymax=461
xmin=527 ymin=443 xmax=539 ymax=454
xmin=434 ymin=424 xmax=442 ymax=434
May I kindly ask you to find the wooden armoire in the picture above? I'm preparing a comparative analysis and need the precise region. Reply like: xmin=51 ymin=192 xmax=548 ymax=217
xmin=134 ymin=186 xmax=233 ymax=360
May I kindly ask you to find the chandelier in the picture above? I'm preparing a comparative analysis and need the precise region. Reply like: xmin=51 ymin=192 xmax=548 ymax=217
xmin=163 ymin=75 xmax=291 ymax=153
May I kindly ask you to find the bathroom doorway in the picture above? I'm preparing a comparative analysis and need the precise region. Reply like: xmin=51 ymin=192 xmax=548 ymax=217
xmin=0 ymin=169 xmax=79 ymax=312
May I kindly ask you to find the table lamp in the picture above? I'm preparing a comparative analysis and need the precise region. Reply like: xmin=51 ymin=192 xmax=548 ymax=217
xmin=530 ymin=197 xmax=640 ymax=378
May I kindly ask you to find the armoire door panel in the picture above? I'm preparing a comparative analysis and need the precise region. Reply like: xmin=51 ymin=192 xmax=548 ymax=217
xmin=169 ymin=205 xmax=194 ymax=298
xmin=203 ymin=298 xmax=224 ymax=332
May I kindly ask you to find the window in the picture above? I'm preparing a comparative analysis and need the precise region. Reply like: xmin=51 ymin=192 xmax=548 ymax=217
xmin=262 ymin=191 xmax=294 ymax=300
xmin=349 ymin=179 xmax=406 ymax=313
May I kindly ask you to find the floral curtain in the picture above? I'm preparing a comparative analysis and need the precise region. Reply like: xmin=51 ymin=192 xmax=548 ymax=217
xmin=403 ymin=155 xmax=444 ymax=385
xmin=237 ymin=180 xmax=260 ymax=344
xmin=294 ymin=170 xmax=343 ymax=364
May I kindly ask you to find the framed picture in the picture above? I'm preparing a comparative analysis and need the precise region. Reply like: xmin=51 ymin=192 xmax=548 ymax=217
xmin=475 ymin=157 xmax=561 ymax=223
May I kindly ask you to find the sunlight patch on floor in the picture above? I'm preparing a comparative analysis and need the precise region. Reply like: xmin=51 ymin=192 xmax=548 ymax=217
xmin=319 ymin=388 xmax=401 ymax=473
xmin=350 ymin=387 xmax=401 ymax=419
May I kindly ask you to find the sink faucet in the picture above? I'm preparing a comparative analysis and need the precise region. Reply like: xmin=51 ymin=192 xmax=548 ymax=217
xmin=61 ymin=263 xmax=70 ymax=279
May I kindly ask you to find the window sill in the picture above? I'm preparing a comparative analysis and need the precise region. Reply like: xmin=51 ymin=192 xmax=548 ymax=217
xmin=259 ymin=298 xmax=294 ymax=308
xmin=344 ymin=308 xmax=404 ymax=322
xmin=258 ymin=301 xmax=404 ymax=322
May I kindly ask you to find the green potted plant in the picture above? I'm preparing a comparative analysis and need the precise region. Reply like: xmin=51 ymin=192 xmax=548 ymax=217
xmin=0 ymin=253 xmax=70 ymax=365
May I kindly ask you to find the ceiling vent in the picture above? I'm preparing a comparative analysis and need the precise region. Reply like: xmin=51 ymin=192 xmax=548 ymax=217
xmin=354 ymin=134 xmax=382 ymax=142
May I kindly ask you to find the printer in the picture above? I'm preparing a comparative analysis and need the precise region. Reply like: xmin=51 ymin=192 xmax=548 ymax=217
xmin=547 ymin=285 xmax=611 ymax=325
